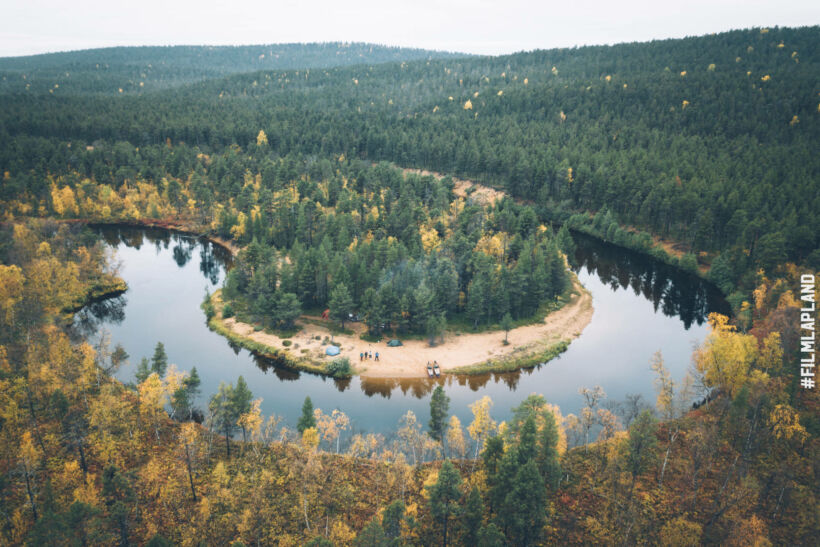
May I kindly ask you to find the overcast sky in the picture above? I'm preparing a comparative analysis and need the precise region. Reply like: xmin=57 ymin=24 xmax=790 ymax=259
xmin=1 ymin=0 xmax=818 ymax=57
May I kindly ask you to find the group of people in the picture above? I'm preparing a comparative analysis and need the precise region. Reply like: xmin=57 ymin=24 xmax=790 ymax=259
xmin=360 ymin=350 xmax=379 ymax=361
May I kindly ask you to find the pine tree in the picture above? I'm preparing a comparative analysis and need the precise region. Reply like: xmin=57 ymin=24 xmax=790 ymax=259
xmin=231 ymin=376 xmax=253 ymax=442
xmin=329 ymin=283 xmax=354 ymax=328
xmin=477 ymin=523 xmax=506 ymax=547
xmin=504 ymin=460 xmax=546 ymax=546
xmin=208 ymin=382 xmax=236 ymax=459
xmin=135 ymin=358 xmax=151 ymax=384
xmin=517 ymin=415 xmax=537 ymax=465
xmin=537 ymin=410 xmax=562 ymax=491
xmin=461 ymin=487 xmax=484 ymax=546
xmin=427 ymin=460 xmax=463 ymax=547
xmin=500 ymin=312 xmax=513 ymax=344
xmin=150 ymin=342 xmax=168 ymax=377
xmin=556 ymin=224 xmax=575 ymax=256
xmin=298 ymin=396 xmax=316 ymax=434
xmin=382 ymin=499 xmax=405 ymax=541
xmin=353 ymin=516 xmax=387 ymax=547
xmin=428 ymin=386 xmax=450 ymax=443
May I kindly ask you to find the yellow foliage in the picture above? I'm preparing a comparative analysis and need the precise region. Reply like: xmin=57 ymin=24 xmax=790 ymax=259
xmin=707 ymin=63 xmax=716 ymax=71
xmin=302 ymin=427 xmax=320 ymax=450
xmin=0 ymin=265 xmax=25 ymax=328
xmin=239 ymin=399 xmax=264 ymax=442
xmin=138 ymin=373 xmax=168 ymax=411
xmin=680 ymin=71 xmax=687 ymax=77
xmin=463 ymin=99 xmax=473 ymax=110
xmin=769 ymin=404 xmax=807 ymax=443
xmin=474 ymin=233 xmax=505 ymax=259
xmin=420 ymin=225 xmax=441 ymax=253
xmin=230 ymin=212 xmax=247 ymax=239
xmin=605 ymin=75 xmax=611 ymax=82
xmin=51 ymin=185 xmax=79 ymax=217
xmin=467 ymin=396 xmax=497 ymax=452
xmin=20 ymin=431 xmax=40 ymax=468
xmin=256 ymin=130 xmax=268 ymax=146
xmin=789 ymin=115 xmax=799 ymax=126
xmin=660 ymin=517 xmax=702 ymax=546
xmin=330 ymin=520 xmax=356 ymax=545
xmin=682 ymin=100 xmax=690 ymax=109
xmin=693 ymin=313 xmax=758 ymax=397
xmin=446 ymin=415 xmax=467 ymax=459
xmin=761 ymin=74 xmax=771 ymax=82
xmin=73 ymin=473 xmax=101 ymax=506
xmin=421 ymin=468 xmax=439 ymax=500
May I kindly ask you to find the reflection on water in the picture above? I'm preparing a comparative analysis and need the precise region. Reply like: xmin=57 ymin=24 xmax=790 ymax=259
xmin=70 ymin=295 xmax=127 ymax=341
xmin=571 ymin=232 xmax=730 ymax=329
xmin=81 ymin=224 xmax=729 ymax=433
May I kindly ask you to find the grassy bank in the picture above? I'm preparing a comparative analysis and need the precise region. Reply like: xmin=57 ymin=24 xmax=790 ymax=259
xmin=445 ymin=339 xmax=570 ymax=376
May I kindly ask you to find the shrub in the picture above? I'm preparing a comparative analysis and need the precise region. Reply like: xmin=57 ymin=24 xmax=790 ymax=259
xmin=326 ymin=357 xmax=353 ymax=378
xmin=679 ymin=253 xmax=699 ymax=273
xmin=282 ymin=340 xmax=292 ymax=347
xmin=222 ymin=303 xmax=235 ymax=318
xmin=201 ymin=298 xmax=215 ymax=320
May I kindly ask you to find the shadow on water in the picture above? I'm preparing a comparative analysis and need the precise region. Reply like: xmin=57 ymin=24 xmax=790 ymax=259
xmin=571 ymin=232 xmax=730 ymax=329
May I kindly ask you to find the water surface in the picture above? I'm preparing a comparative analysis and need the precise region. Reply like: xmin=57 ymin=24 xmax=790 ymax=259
xmin=75 ymin=226 xmax=729 ymax=435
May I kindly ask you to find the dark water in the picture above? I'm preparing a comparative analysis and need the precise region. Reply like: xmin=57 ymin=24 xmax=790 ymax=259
xmin=74 ymin=225 xmax=729 ymax=434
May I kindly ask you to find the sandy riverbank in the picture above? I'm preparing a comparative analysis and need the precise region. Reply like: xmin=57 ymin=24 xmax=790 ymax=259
xmin=213 ymin=273 xmax=593 ymax=379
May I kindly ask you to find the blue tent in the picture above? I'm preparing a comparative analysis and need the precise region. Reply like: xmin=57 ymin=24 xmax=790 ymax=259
xmin=325 ymin=345 xmax=341 ymax=356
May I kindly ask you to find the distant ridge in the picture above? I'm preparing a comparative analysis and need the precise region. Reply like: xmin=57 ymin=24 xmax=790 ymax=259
xmin=0 ymin=43 xmax=466 ymax=94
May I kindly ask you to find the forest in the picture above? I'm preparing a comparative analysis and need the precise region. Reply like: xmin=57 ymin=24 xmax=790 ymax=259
xmin=0 ymin=26 xmax=818 ymax=545
xmin=219 ymin=161 xmax=570 ymax=340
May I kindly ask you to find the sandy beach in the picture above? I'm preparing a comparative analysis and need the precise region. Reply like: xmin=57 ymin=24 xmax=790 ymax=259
xmin=218 ymin=274 xmax=593 ymax=379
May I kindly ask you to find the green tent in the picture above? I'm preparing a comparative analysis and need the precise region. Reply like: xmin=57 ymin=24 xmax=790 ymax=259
xmin=387 ymin=339 xmax=403 ymax=347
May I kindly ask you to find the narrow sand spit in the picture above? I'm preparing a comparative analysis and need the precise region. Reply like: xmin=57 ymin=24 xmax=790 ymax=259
xmin=220 ymin=275 xmax=593 ymax=379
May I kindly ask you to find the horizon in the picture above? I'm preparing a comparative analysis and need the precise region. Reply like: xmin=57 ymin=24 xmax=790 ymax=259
xmin=1 ymin=0 xmax=818 ymax=58
xmin=2 ymin=23 xmax=819 ymax=61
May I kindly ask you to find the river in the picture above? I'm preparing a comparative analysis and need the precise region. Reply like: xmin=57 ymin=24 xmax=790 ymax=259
xmin=72 ymin=225 xmax=729 ymax=437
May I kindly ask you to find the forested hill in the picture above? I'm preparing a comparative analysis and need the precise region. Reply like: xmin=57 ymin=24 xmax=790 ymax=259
xmin=1 ymin=26 xmax=818 ymax=287
xmin=0 ymin=43 xmax=465 ymax=94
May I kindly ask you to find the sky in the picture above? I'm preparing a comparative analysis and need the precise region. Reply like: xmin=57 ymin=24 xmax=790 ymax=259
xmin=1 ymin=0 xmax=818 ymax=57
